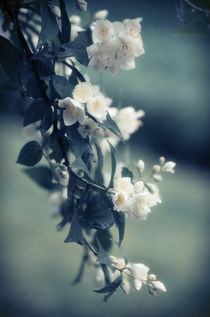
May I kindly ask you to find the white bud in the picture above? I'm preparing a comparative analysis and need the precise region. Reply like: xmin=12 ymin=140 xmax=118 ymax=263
xmin=152 ymin=165 xmax=161 ymax=173
xmin=159 ymin=156 xmax=165 ymax=165
xmin=152 ymin=173 xmax=162 ymax=182
xmin=76 ymin=0 xmax=87 ymax=11
xmin=94 ymin=10 xmax=109 ymax=20
xmin=152 ymin=281 xmax=167 ymax=292
xmin=137 ymin=159 xmax=144 ymax=173
xmin=70 ymin=15 xmax=81 ymax=25
xmin=148 ymin=274 xmax=156 ymax=281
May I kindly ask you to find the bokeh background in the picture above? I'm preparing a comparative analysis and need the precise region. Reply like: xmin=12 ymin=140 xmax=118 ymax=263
xmin=0 ymin=0 xmax=209 ymax=316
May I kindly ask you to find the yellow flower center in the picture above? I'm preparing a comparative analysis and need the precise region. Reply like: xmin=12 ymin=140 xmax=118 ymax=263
xmin=93 ymin=100 xmax=101 ymax=112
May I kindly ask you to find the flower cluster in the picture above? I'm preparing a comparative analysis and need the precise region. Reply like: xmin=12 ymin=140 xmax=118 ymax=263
xmin=92 ymin=255 xmax=166 ymax=295
xmin=87 ymin=14 xmax=145 ymax=74
xmin=112 ymin=177 xmax=161 ymax=220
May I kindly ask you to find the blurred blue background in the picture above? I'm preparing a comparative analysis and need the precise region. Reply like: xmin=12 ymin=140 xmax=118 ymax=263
xmin=0 ymin=0 xmax=209 ymax=316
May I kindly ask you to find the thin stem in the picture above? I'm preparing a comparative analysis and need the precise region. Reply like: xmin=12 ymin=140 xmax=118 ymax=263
xmin=83 ymin=237 xmax=98 ymax=256
xmin=184 ymin=0 xmax=210 ymax=14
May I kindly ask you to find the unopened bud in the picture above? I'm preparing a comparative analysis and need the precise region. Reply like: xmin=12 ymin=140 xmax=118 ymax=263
xmin=149 ymin=274 xmax=156 ymax=281
xmin=159 ymin=156 xmax=165 ymax=165
xmin=152 ymin=165 xmax=161 ymax=173
xmin=162 ymin=161 xmax=176 ymax=174
xmin=152 ymin=173 xmax=162 ymax=182
xmin=94 ymin=10 xmax=108 ymax=20
xmin=76 ymin=0 xmax=87 ymax=11
xmin=137 ymin=160 xmax=145 ymax=173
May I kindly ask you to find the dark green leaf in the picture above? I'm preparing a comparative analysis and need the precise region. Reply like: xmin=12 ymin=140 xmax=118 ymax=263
xmin=64 ymin=205 xmax=84 ymax=245
xmin=113 ymin=211 xmax=125 ymax=246
xmin=59 ymin=0 xmax=71 ymax=44
xmin=94 ymin=275 xmax=122 ymax=294
xmin=66 ymin=124 xmax=88 ymax=158
xmin=100 ymin=111 xmax=123 ymax=141
xmin=23 ymin=99 xmax=45 ymax=127
xmin=121 ymin=167 xmax=133 ymax=180
xmin=93 ymin=230 xmax=112 ymax=253
xmin=26 ymin=75 xmax=46 ymax=99
xmin=17 ymin=141 xmax=42 ymax=166
xmin=31 ymin=57 xmax=55 ymax=77
xmin=63 ymin=62 xmax=86 ymax=82
xmin=67 ymin=170 xmax=77 ymax=200
xmin=24 ymin=166 xmax=55 ymax=190
xmin=37 ymin=0 xmax=59 ymax=48
xmin=53 ymin=75 xmax=73 ymax=98
xmin=108 ymin=141 xmax=116 ymax=189
xmin=48 ymin=133 xmax=69 ymax=162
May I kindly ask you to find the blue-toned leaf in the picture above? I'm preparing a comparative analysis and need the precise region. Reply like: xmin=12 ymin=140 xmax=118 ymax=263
xmin=83 ymin=192 xmax=115 ymax=230
xmin=24 ymin=166 xmax=55 ymax=190
xmin=67 ymin=170 xmax=77 ymax=200
xmin=100 ymin=111 xmax=123 ymax=141
xmin=121 ymin=167 xmax=133 ymax=180
xmin=96 ymin=237 xmax=113 ymax=270
xmin=71 ymin=157 xmax=90 ymax=176
xmin=108 ymin=141 xmax=116 ymax=189
xmin=93 ymin=230 xmax=112 ymax=253
xmin=17 ymin=141 xmax=42 ymax=166
xmin=41 ymin=106 xmax=54 ymax=132
xmin=59 ymin=0 xmax=71 ymax=44
xmin=113 ymin=211 xmax=125 ymax=246
xmin=94 ymin=142 xmax=104 ymax=184
xmin=66 ymin=124 xmax=88 ymax=158
xmin=37 ymin=0 xmax=59 ymax=48
xmin=94 ymin=275 xmax=122 ymax=294
xmin=53 ymin=75 xmax=73 ymax=98
xmin=64 ymin=205 xmax=84 ymax=245
xmin=23 ymin=99 xmax=45 ymax=127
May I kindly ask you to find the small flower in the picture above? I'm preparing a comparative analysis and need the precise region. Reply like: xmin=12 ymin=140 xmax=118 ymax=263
xmin=159 ymin=156 xmax=165 ymax=165
xmin=134 ymin=181 xmax=144 ymax=194
xmin=162 ymin=161 xmax=176 ymax=174
xmin=152 ymin=165 xmax=161 ymax=173
xmin=78 ymin=117 xmax=99 ymax=138
xmin=76 ymin=0 xmax=87 ymax=11
xmin=112 ymin=191 xmax=129 ymax=212
xmin=87 ymin=95 xmax=107 ymax=122
xmin=131 ymin=263 xmax=149 ymax=291
xmin=152 ymin=173 xmax=162 ymax=182
xmin=137 ymin=159 xmax=145 ymax=173
xmin=58 ymin=97 xmax=85 ymax=126
xmin=92 ymin=19 xmax=114 ymax=42
xmin=72 ymin=82 xmax=93 ymax=103
xmin=148 ymin=274 xmax=157 ymax=281
xmin=151 ymin=281 xmax=167 ymax=292
xmin=114 ymin=177 xmax=134 ymax=195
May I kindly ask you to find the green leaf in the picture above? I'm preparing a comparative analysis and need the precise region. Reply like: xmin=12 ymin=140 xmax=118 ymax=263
xmin=17 ymin=141 xmax=43 ymax=166
xmin=37 ymin=0 xmax=59 ymax=48
xmin=23 ymin=99 xmax=45 ymax=127
xmin=63 ymin=62 xmax=86 ymax=82
xmin=113 ymin=211 xmax=125 ymax=246
xmin=64 ymin=205 xmax=84 ymax=245
xmin=94 ymin=275 xmax=122 ymax=294
xmin=121 ymin=167 xmax=133 ymax=180
xmin=67 ymin=170 xmax=77 ymax=200
xmin=26 ymin=75 xmax=46 ymax=99
xmin=108 ymin=141 xmax=116 ymax=189
xmin=59 ymin=0 xmax=71 ymax=44
xmin=52 ymin=75 xmax=73 ymax=99
xmin=24 ymin=166 xmax=56 ymax=190
xmin=100 ymin=111 xmax=123 ymax=141
xmin=66 ymin=124 xmax=88 ymax=158
xmin=93 ymin=230 xmax=112 ymax=253
xmin=61 ymin=30 xmax=92 ymax=66
xmin=0 ymin=36 xmax=22 ymax=80
xmin=48 ymin=132 xmax=69 ymax=162
xmin=41 ymin=106 xmax=54 ymax=132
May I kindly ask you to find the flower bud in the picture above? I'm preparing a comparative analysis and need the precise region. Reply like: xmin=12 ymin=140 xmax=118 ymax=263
xmin=76 ymin=0 xmax=87 ymax=11
xmin=151 ymin=281 xmax=167 ymax=292
xmin=152 ymin=165 xmax=160 ymax=173
xmin=162 ymin=161 xmax=176 ymax=174
xmin=94 ymin=10 xmax=109 ymax=20
xmin=159 ymin=156 xmax=165 ymax=165
xmin=137 ymin=160 xmax=145 ymax=173
xmin=152 ymin=173 xmax=162 ymax=182
xmin=148 ymin=274 xmax=156 ymax=281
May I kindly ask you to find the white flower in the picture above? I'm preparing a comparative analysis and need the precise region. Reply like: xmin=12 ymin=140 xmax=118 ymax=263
xmin=72 ymin=82 xmax=93 ymax=103
xmin=129 ymin=191 xmax=161 ymax=220
xmin=78 ymin=117 xmax=99 ymax=139
xmin=137 ymin=159 xmax=145 ymax=173
xmin=114 ymin=177 xmax=134 ymax=195
xmin=116 ymin=107 xmax=145 ymax=140
xmin=131 ymin=263 xmax=149 ymax=291
xmin=58 ymin=97 xmax=85 ymax=126
xmin=152 ymin=164 xmax=161 ymax=173
xmin=152 ymin=173 xmax=162 ymax=182
xmin=112 ymin=191 xmax=129 ymax=212
xmin=87 ymin=95 xmax=107 ymax=122
xmin=159 ymin=156 xmax=165 ymax=165
xmin=162 ymin=161 xmax=176 ymax=174
xmin=70 ymin=15 xmax=81 ymax=25
xmin=134 ymin=181 xmax=144 ymax=194
xmin=124 ymin=19 xmax=142 ymax=37
xmin=148 ymin=274 xmax=156 ymax=281
xmin=76 ymin=0 xmax=87 ymax=11
xmin=92 ymin=19 xmax=114 ymax=42
xmin=94 ymin=10 xmax=109 ymax=20
xmin=87 ymin=39 xmax=118 ymax=73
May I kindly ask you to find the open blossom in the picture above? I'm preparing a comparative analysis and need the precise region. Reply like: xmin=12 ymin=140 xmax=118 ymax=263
xmin=78 ymin=117 xmax=99 ymax=138
xmin=162 ymin=161 xmax=176 ymax=174
xmin=72 ymin=82 xmax=93 ymax=103
xmin=87 ymin=17 xmax=144 ymax=74
xmin=116 ymin=107 xmax=145 ymax=140
xmin=58 ymin=97 xmax=85 ymax=126
xmin=87 ymin=95 xmax=107 ymax=122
